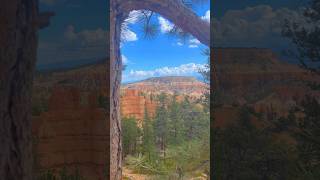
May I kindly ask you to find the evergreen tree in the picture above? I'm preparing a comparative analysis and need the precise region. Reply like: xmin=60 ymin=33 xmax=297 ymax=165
xmin=282 ymin=1 xmax=320 ymax=176
xmin=167 ymin=94 xmax=183 ymax=145
xmin=122 ymin=117 xmax=140 ymax=157
xmin=141 ymin=107 xmax=156 ymax=161
xmin=282 ymin=0 xmax=320 ymax=74
xmin=213 ymin=107 xmax=294 ymax=180
xmin=293 ymin=96 xmax=320 ymax=179
xmin=154 ymin=93 xmax=169 ymax=158
xmin=180 ymin=97 xmax=200 ymax=140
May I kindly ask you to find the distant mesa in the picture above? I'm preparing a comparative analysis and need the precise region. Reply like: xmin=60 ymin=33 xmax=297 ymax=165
xmin=122 ymin=76 xmax=209 ymax=98
xmin=136 ymin=76 xmax=199 ymax=83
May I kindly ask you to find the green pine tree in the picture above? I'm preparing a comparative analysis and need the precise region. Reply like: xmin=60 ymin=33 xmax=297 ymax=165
xmin=122 ymin=117 xmax=140 ymax=157
xmin=154 ymin=93 xmax=169 ymax=158
xmin=141 ymin=107 xmax=156 ymax=162
xmin=167 ymin=94 xmax=183 ymax=145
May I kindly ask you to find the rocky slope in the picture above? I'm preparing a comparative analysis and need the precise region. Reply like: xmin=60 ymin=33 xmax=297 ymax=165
xmin=122 ymin=76 xmax=209 ymax=98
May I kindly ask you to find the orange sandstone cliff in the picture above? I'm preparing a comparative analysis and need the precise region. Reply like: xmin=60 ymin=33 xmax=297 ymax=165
xmin=32 ymin=86 xmax=108 ymax=179
xmin=120 ymin=89 xmax=157 ymax=127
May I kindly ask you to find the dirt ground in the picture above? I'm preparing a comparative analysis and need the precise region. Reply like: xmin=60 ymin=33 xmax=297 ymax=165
xmin=122 ymin=167 xmax=149 ymax=180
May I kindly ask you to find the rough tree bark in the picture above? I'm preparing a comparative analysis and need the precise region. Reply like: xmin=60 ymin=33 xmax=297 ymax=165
xmin=0 ymin=0 xmax=38 ymax=179
xmin=110 ymin=1 xmax=128 ymax=179
xmin=110 ymin=0 xmax=210 ymax=179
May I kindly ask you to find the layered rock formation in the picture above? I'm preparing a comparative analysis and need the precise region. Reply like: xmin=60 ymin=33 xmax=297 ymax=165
xmin=214 ymin=48 xmax=313 ymax=90
xmin=32 ymin=86 xmax=108 ymax=179
xmin=120 ymin=89 xmax=157 ymax=127
xmin=120 ymin=77 xmax=208 ymax=126
xmin=213 ymin=48 xmax=320 ymax=125
xmin=123 ymin=76 xmax=209 ymax=98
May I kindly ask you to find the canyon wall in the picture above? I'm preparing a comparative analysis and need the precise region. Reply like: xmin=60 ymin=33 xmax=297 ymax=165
xmin=213 ymin=48 xmax=320 ymax=125
xmin=120 ymin=89 xmax=157 ymax=127
xmin=32 ymin=86 xmax=108 ymax=179
xmin=214 ymin=48 xmax=317 ymax=99
xmin=214 ymin=48 xmax=313 ymax=90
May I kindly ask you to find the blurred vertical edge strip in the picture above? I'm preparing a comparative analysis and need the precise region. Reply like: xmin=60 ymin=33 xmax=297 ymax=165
xmin=106 ymin=0 xmax=110 ymax=179
xmin=210 ymin=0 xmax=214 ymax=179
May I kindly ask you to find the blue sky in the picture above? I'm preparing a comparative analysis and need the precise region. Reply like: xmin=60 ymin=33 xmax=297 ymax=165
xmin=120 ymin=2 xmax=210 ymax=82
xmin=212 ymin=0 xmax=309 ymax=54
xmin=37 ymin=0 xmax=108 ymax=69
xmin=37 ymin=0 xmax=310 ymax=81
xmin=37 ymin=0 xmax=210 ymax=83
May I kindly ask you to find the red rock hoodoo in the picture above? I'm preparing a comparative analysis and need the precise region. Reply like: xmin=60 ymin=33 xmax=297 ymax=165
xmin=120 ymin=89 xmax=157 ymax=127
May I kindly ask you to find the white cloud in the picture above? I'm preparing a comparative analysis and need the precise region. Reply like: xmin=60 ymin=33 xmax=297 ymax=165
xmin=188 ymin=38 xmax=201 ymax=48
xmin=202 ymin=10 xmax=210 ymax=22
xmin=122 ymin=55 xmax=128 ymax=65
xmin=39 ymin=26 xmax=108 ymax=65
xmin=121 ymin=28 xmax=138 ymax=42
xmin=213 ymin=5 xmax=305 ymax=47
xmin=125 ymin=10 xmax=151 ymax=24
xmin=189 ymin=38 xmax=201 ymax=44
xmin=188 ymin=44 xmax=199 ymax=48
xmin=177 ymin=42 xmax=183 ymax=46
xmin=123 ymin=63 xmax=206 ymax=82
xmin=79 ymin=28 xmax=106 ymax=44
xmin=64 ymin=25 xmax=107 ymax=45
xmin=158 ymin=16 xmax=174 ymax=33
xmin=120 ymin=10 xmax=150 ymax=42
xmin=125 ymin=10 xmax=143 ymax=24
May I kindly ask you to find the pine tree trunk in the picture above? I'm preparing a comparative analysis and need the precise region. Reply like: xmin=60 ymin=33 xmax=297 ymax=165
xmin=110 ymin=1 xmax=128 ymax=179
xmin=0 ymin=0 xmax=38 ymax=179
xmin=110 ymin=0 xmax=210 ymax=179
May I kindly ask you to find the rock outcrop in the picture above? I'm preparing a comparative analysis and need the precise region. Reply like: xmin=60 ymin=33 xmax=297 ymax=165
xmin=120 ymin=89 xmax=157 ymax=127
xmin=120 ymin=77 xmax=209 ymax=127
xmin=32 ymin=86 xmax=108 ymax=179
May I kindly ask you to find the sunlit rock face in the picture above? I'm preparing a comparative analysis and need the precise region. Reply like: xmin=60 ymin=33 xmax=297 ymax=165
xmin=120 ymin=77 xmax=209 ymax=126
xmin=32 ymin=86 xmax=108 ymax=179
xmin=120 ymin=89 xmax=157 ymax=127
